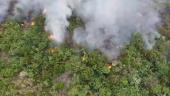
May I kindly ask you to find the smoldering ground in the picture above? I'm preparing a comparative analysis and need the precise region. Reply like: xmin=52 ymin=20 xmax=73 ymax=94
xmin=0 ymin=0 xmax=168 ymax=60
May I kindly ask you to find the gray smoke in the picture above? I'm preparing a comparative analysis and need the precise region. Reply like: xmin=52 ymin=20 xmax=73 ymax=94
xmin=73 ymin=0 xmax=161 ymax=60
xmin=0 ymin=0 xmax=10 ymax=22
xmin=13 ymin=0 xmax=42 ymax=18
xmin=0 ymin=0 xmax=166 ymax=60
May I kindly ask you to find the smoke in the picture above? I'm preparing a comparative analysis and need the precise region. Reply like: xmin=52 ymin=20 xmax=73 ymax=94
xmin=73 ymin=0 xmax=161 ymax=60
xmin=13 ymin=0 xmax=42 ymax=18
xmin=43 ymin=0 xmax=73 ymax=43
xmin=0 ymin=0 xmax=166 ymax=60
xmin=0 ymin=0 xmax=11 ymax=22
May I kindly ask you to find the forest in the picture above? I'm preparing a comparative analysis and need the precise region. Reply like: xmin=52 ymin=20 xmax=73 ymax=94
xmin=0 ymin=1 xmax=170 ymax=96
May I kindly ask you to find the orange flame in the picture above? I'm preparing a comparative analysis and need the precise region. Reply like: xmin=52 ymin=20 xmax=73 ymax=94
xmin=48 ymin=33 xmax=55 ymax=40
xmin=31 ymin=22 xmax=35 ymax=26
xmin=108 ymin=64 xmax=112 ymax=69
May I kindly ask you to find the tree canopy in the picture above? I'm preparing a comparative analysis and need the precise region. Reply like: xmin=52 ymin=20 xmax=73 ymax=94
xmin=0 ymin=13 xmax=170 ymax=96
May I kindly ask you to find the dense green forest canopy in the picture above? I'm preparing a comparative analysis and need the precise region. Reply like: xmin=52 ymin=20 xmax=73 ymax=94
xmin=0 ymin=5 xmax=170 ymax=96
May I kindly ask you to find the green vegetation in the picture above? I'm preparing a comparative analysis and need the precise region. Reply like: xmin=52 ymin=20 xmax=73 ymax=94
xmin=0 ymin=11 xmax=170 ymax=96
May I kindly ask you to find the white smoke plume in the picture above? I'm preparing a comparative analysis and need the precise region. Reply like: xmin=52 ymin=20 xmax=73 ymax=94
xmin=43 ymin=0 xmax=73 ymax=43
xmin=73 ymin=0 xmax=161 ymax=60
xmin=0 ymin=0 xmax=11 ymax=22
xmin=0 ymin=0 xmax=166 ymax=60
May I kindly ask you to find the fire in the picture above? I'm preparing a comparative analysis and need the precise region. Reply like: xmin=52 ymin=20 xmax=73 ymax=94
xmin=43 ymin=9 xmax=47 ymax=15
xmin=48 ymin=47 xmax=58 ymax=53
xmin=21 ymin=23 xmax=24 ymax=26
xmin=31 ymin=22 xmax=35 ymax=26
xmin=107 ymin=60 xmax=119 ymax=69
xmin=108 ymin=64 xmax=112 ymax=69
xmin=48 ymin=33 xmax=55 ymax=40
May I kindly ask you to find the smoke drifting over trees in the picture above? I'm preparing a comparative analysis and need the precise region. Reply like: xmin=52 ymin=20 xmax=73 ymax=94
xmin=0 ymin=0 xmax=167 ymax=60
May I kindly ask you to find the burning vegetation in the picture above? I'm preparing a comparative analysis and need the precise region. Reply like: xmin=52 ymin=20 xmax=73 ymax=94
xmin=0 ymin=11 xmax=170 ymax=96
xmin=0 ymin=0 xmax=170 ymax=96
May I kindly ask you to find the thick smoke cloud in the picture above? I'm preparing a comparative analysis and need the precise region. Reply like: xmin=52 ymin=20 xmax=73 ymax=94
xmin=73 ymin=0 xmax=161 ymax=60
xmin=43 ymin=0 xmax=74 ymax=43
xmin=0 ymin=0 xmax=166 ymax=60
